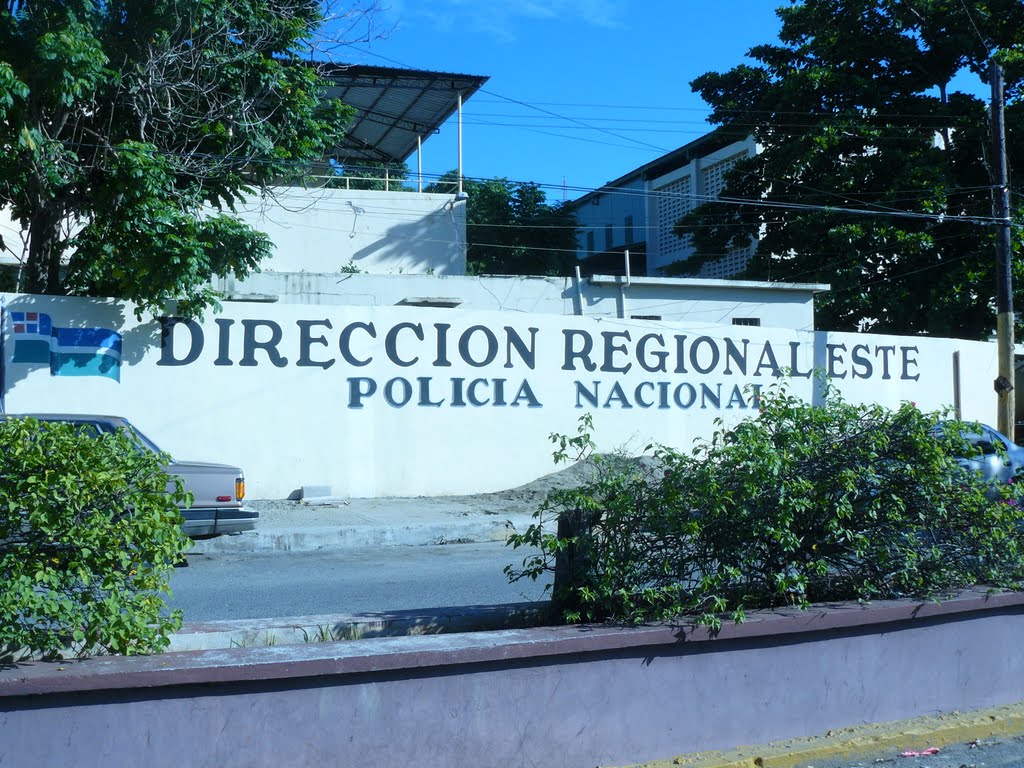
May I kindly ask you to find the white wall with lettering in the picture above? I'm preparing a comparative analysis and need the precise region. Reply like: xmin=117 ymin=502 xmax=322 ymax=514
xmin=1 ymin=294 xmax=997 ymax=498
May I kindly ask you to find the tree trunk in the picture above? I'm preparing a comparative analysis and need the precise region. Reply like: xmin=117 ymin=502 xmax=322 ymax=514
xmin=23 ymin=200 xmax=65 ymax=295
xmin=552 ymin=507 xmax=597 ymax=617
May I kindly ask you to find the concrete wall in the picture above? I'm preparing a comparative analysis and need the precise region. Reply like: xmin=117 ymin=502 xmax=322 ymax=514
xmin=212 ymin=272 xmax=824 ymax=330
xmin=2 ymin=591 xmax=1022 ymax=768
xmin=0 ymin=186 xmax=467 ymax=277
xmin=0 ymin=292 xmax=996 ymax=498
xmin=581 ymin=274 xmax=820 ymax=328
xmin=230 ymin=187 xmax=467 ymax=276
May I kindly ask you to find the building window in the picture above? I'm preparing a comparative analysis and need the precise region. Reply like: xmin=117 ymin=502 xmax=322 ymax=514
xmin=605 ymin=224 xmax=613 ymax=250
xmin=624 ymin=215 xmax=634 ymax=245
xmin=586 ymin=231 xmax=595 ymax=257
xmin=732 ymin=317 xmax=761 ymax=327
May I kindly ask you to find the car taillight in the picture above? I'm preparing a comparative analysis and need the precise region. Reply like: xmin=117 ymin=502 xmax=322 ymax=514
xmin=235 ymin=477 xmax=245 ymax=501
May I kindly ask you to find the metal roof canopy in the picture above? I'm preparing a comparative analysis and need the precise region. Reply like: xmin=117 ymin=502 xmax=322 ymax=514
xmin=319 ymin=63 xmax=488 ymax=166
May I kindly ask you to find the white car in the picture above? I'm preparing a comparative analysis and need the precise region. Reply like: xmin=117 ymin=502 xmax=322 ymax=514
xmin=1 ymin=413 xmax=258 ymax=538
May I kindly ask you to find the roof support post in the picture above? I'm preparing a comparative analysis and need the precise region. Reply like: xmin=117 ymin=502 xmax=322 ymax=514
xmin=457 ymin=91 xmax=464 ymax=197
xmin=417 ymin=135 xmax=423 ymax=193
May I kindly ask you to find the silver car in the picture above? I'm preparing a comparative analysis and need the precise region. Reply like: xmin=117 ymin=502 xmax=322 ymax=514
xmin=940 ymin=421 xmax=1024 ymax=485
xmin=1 ymin=413 xmax=257 ymax=538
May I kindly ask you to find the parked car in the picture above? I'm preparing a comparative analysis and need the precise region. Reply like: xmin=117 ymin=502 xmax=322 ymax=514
xmin=0 ymin=413 xmax=257 ymax=538
xmin=936 ymin=421 xmax=1024 ymax=485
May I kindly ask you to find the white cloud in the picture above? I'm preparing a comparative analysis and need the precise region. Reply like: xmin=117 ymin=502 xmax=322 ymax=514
xmin=391 ymin=0 xmax=621 ymax=41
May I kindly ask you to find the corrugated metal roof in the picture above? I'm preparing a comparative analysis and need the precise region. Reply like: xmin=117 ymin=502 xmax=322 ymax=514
xmin=319 ymin=63 xmax=488 ymax=165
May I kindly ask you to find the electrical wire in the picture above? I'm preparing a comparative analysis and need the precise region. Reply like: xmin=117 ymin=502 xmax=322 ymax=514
xmin=477 ymin=88 xmax=671 ymax=154
xmin=51 ymin=138 xmax=1017 ymax=229
xmin=249 ymin=183 xmax=1011 ymax=303
xmin=470 ymin=97 xmax=992 ymax=123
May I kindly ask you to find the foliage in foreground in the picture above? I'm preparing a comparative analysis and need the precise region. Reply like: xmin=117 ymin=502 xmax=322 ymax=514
xmin=0 ymin=1 xmax=366 ymax=316
xmin=506 ymin=386 xmax=1024 ymax=628
xmin=0 ymin=418 xmax=190 ymax=658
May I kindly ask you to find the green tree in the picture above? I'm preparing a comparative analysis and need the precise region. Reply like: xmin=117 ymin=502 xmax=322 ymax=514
xmin=0 ymin=418 xmax=190 ymax=658
xmin=0 ymin=1 xmax=368 ymax=317
xmin=672 ymin=0 xmax=1024 ymax=339
xmin=428 ymin=171 xmax=579 ymax=276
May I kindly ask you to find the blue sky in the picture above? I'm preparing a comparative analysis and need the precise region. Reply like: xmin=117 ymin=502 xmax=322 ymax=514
xmin=338 ymin=0 xmax=787 ymax=202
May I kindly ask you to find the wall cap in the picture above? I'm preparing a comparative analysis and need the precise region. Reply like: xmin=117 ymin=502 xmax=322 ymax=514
xmin=2 ymin=588 xmax=1021 ymax=698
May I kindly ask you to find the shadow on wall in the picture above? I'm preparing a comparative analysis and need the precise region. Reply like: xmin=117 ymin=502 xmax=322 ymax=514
xmin=350 ymin=199 xmax=465 ymax=275
xmin=2 ymin=294 xmax=159 ymax=402
xmin=560 ymin=281 xmax=589 ymax=316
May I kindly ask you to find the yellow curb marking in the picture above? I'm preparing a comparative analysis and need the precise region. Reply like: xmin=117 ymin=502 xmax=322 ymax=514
xmin=629 ymin=701 xmax=1024 ymax=768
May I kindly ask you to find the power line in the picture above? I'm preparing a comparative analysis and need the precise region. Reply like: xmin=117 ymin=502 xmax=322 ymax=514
xmin=287 ymin=171 xmax=1013 ymax=229
xmin=337 ymin=43 xmax=671 ymax=154
xmin=471 ymin=97 xmax=990 ymax=123
xmin=827 ymin=250 xmax=978 ymax=298
xmin=477 ymin=88 xmax=671 ymax=154
xmin=958 ymin=0 xmax=993 ymax=51
xmin=49 ymin=139 xmax=1019 ymax=230
xmin=283 ymin=188 xmax=995 ymax=230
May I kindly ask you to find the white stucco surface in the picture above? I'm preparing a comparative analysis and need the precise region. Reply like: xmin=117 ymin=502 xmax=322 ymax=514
xmin=1 ymin=294 xmax=997 ymax=499
xmin=0 ymin=187 xmax=467 ymax=277
xmin=212 ymin=272 xmax=825 ymax=332
xmin=231 ymin=187 xmax=467 ymax=276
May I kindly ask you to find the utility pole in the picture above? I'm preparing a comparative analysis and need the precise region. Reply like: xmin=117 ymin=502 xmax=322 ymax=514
xmin=991 ymin=60 xmax=1015 ymax=437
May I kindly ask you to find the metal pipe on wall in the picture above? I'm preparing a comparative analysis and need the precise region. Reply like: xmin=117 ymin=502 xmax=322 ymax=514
xmin=618 ymin=249 xmax=631 ymax=319
xmin=574 ymin=266 xmax=585 ymax=316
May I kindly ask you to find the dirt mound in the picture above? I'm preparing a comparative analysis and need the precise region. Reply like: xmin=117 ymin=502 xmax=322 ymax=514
xmin=454 ymin=454 xmax=663 ymax=516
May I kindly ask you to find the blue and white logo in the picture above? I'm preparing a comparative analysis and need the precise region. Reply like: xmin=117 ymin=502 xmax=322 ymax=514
xmin=10 ymin=311 xmax=122 ymax=382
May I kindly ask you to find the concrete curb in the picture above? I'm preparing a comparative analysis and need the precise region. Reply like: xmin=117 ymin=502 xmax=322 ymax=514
xmin=188 ymin=517 xmax=527 ymax=554
xmin=634 ymin=702 xmax=1024 ymax=768
xmin=168 ymin=602 xmax=550 ymax=652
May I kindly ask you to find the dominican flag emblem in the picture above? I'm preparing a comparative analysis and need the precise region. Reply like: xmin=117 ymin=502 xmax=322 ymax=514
xmin=50 ymin=326 xmax=122 ymax=381
xmin=11 ymin=311 xmax=52 ymax=364
xmin=10 ymin=311 xmax=122 ymax=382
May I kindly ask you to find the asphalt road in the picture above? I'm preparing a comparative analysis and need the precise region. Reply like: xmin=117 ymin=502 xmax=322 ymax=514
xmin=790 ymin=733 xmax=1024 ymax=768
xmin=168 ymin=541 xmax=550 ymax=622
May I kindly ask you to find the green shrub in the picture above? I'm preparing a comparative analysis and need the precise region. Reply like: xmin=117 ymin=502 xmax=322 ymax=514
xmin=506 ymin=384 xmax=1024 ymax=628
xmin=0 ymin=417 xmax=190 ymax=658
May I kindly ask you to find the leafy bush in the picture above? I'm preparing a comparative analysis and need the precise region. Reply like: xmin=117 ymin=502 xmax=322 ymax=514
xmin=506 ymin=385 xmax=1024 ymax=627
xmin=0 ymin=418 xmax=190 ymax=658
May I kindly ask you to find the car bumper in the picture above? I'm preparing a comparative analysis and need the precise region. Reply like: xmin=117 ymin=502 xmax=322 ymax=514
xmin=180 ymin=506 xmax=259 ymax=538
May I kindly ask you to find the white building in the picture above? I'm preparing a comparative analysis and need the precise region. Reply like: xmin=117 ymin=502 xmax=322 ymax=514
xmin=232 ymin=63 xmax=487 ymax=278
xmin=567 ymin=131 xmax=757 ymax=279
xmin=0 ymin=64 xmax=489 ymax=282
